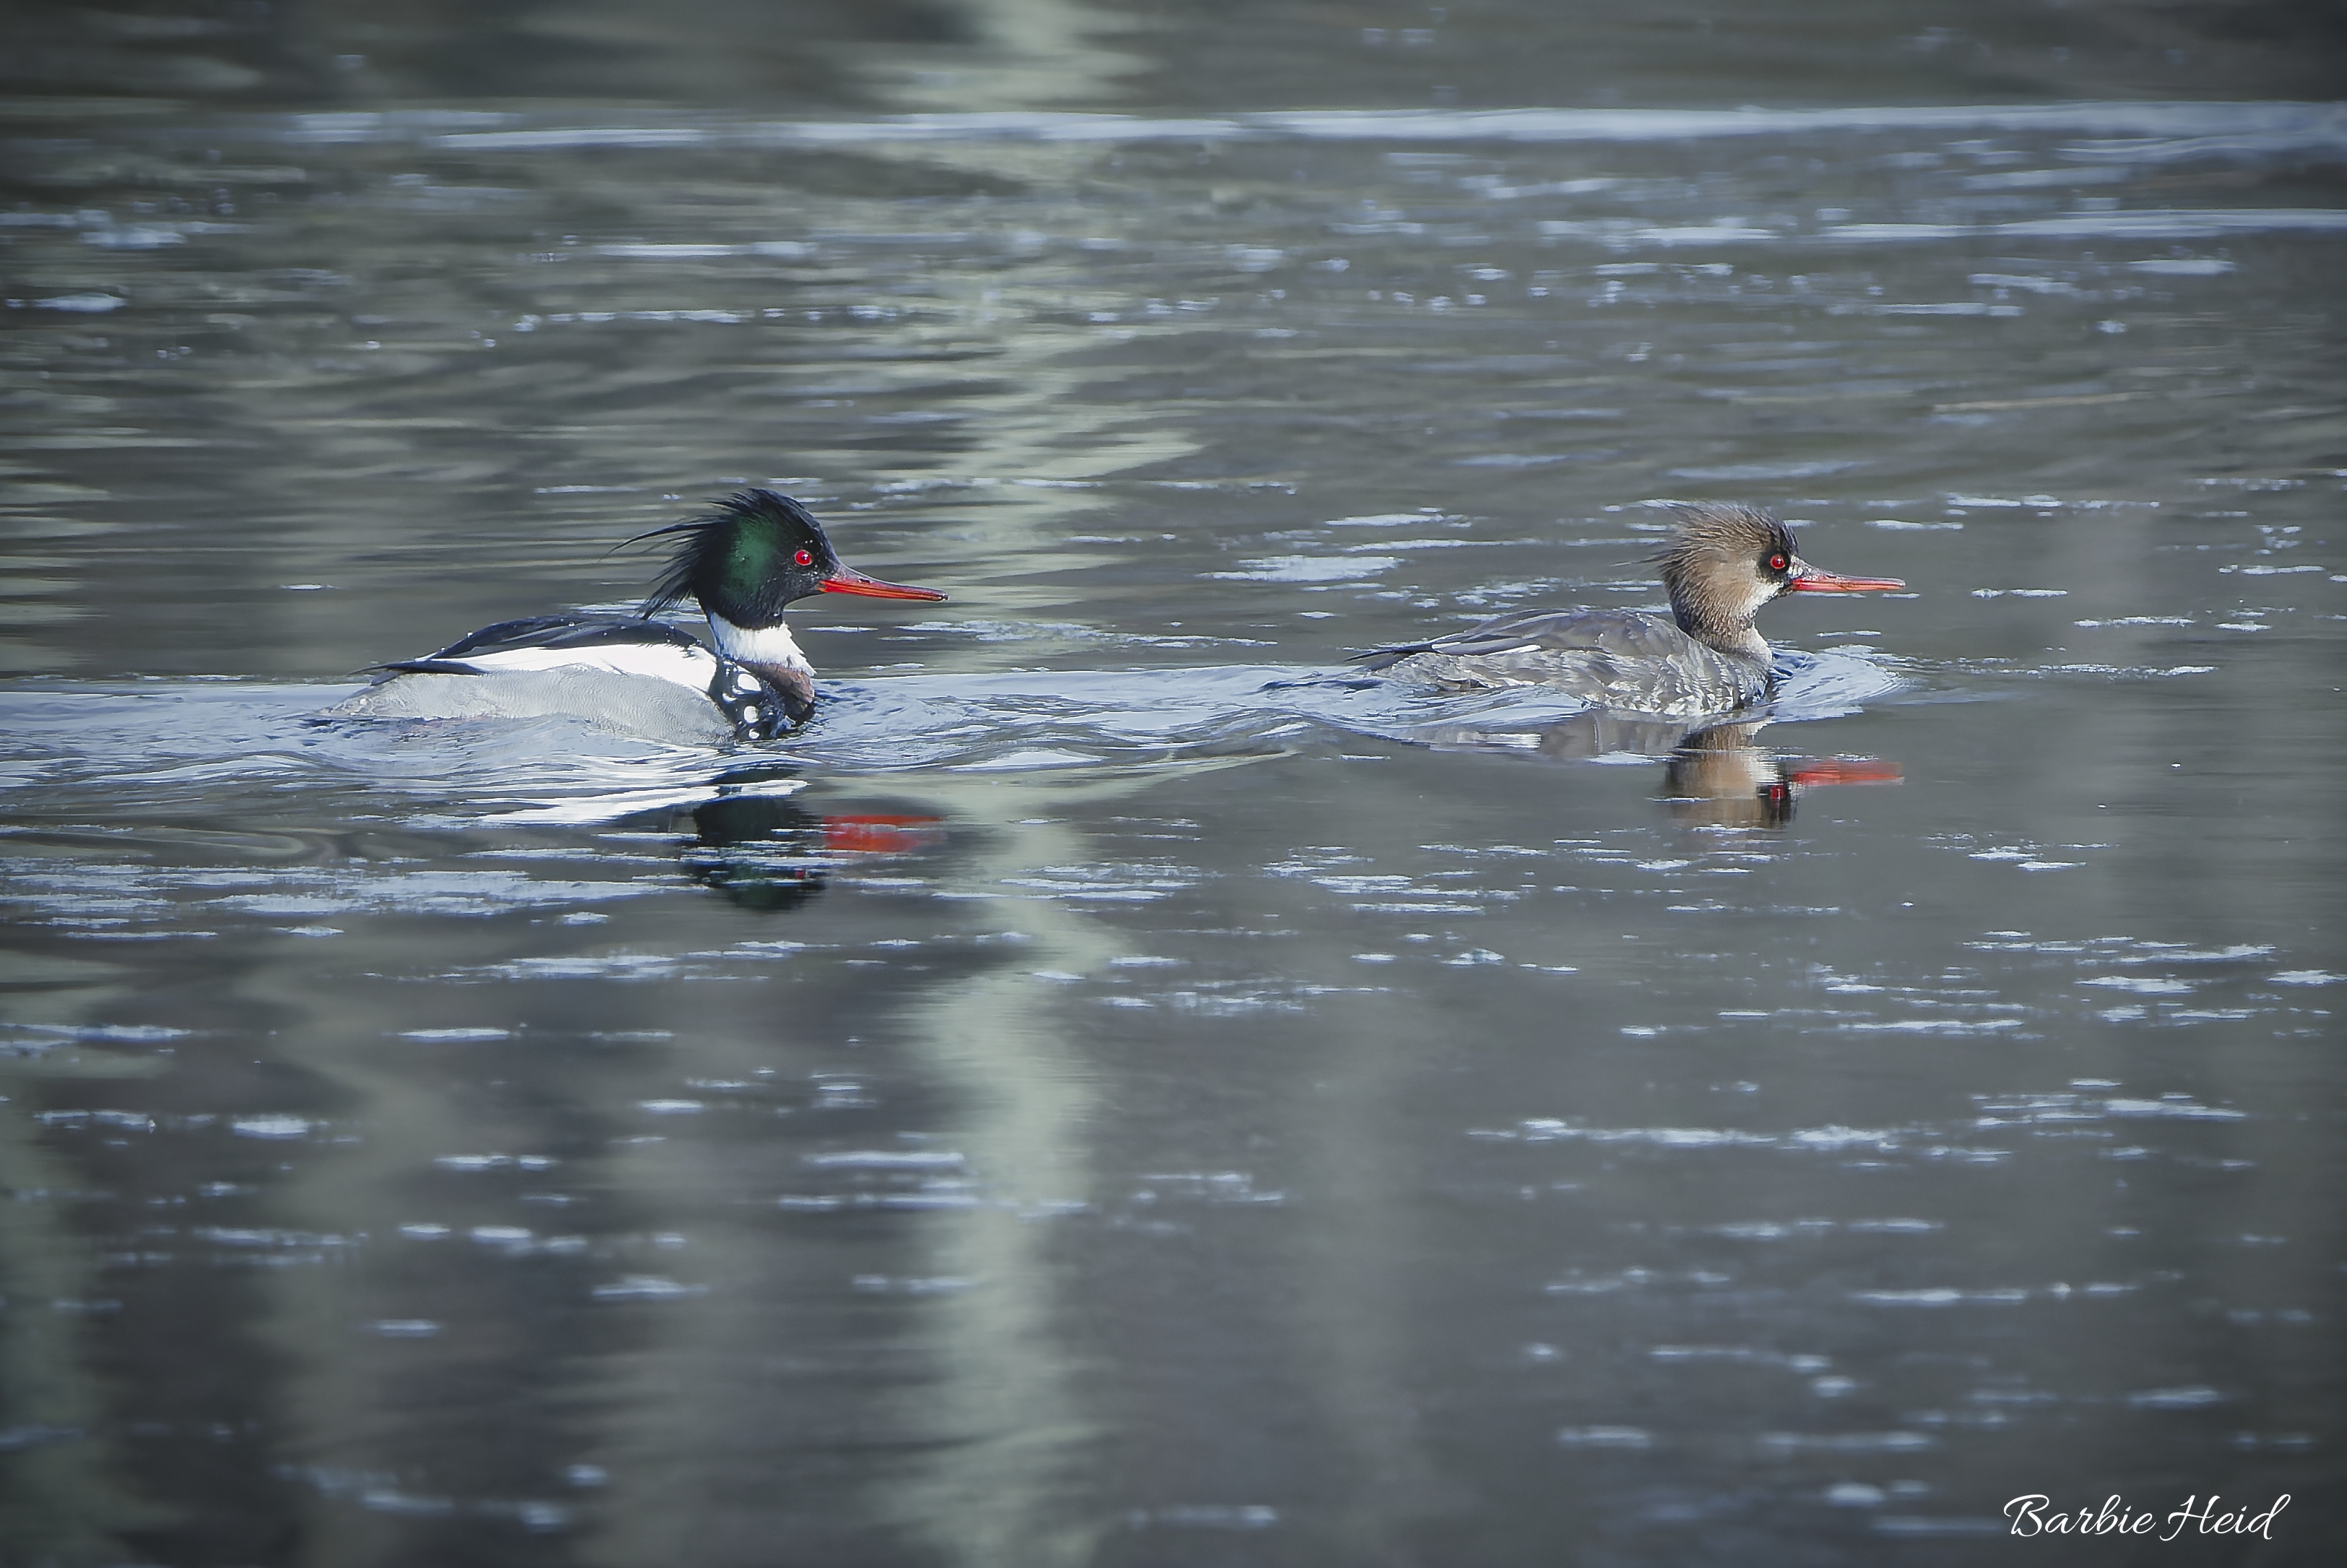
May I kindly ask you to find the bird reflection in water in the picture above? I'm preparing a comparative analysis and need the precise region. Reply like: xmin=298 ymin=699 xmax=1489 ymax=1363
xmin=1659 ymin=720 xmax=1901 ymax=828
xmin=623 ymin=766 xmax=944 ymax=909
xmin=1404 ymin=711 xmax=1900 ymax=828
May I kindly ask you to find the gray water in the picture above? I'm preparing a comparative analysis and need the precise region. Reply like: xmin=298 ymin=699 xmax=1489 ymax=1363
xmin=3 ymin=3 xmax=2344 ymax=1564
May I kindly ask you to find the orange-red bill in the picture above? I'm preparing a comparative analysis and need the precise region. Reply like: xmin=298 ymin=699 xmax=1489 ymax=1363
xmin=1786 ymin=568 xmax=1905 ymax=593
xmin=822 ymin=814 xmax=946 ymax=854
xmin=820 ymin=565 xmax=947 ymax=601
xmin=1787 ymin=759 xmax=1904 ymax=787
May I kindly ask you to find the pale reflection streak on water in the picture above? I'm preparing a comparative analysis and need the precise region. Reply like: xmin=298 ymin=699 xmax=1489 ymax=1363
xmin=1 ymin=72 xmax=2345 ymax=1568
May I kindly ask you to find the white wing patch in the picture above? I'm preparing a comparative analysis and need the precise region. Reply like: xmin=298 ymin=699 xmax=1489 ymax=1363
xmin=1433 ymin=639 xmax=1542 ymax=657
xmin=456 ymin=641 xmax=720 ymax=691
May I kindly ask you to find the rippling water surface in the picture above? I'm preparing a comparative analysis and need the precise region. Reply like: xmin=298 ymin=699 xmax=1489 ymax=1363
xmin=3 ymin=3 xmax=2343 ymax=1564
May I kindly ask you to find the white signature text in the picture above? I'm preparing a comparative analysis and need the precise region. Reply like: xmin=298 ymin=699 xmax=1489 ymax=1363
xmin=2003 ymin=1494 xmax=2288 ymax=1541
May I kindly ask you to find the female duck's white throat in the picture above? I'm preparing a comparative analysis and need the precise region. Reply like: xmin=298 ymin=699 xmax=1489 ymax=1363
xmin=706 ymin=614 xmax=812 ymax=675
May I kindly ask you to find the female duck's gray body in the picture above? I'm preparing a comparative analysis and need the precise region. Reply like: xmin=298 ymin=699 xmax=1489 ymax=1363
xmin=1353 ymin=503 xmax=1903 ymax=719
xmin=327 ymin=490 xmax=945 ymax=744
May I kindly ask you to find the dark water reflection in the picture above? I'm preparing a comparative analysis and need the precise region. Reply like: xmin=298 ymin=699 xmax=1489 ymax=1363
xmin=4 ymin=3 xmax=2346 ymax=1565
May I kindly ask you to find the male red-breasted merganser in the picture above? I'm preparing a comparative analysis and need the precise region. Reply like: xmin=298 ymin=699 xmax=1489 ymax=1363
xmin=327 ymin=489 xmax=945 ymax=742
xmin=1352 ymin=503 xmax=1902 ymax=718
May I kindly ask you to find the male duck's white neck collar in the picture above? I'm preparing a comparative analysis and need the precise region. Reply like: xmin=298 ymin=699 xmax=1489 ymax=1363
xmin=705 ymin=613 xmax=811 ymax=674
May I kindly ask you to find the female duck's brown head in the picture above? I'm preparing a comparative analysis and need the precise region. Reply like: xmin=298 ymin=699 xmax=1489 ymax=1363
xmin=1654 ymin=503 xmax=1903 ymax=661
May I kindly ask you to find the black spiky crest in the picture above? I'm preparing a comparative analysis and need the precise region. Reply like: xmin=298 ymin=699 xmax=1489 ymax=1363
xmin=633 ymin=490 xmax=839 ymax=626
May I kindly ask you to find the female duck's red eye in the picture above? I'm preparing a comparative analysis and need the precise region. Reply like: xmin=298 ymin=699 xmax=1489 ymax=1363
xmin=1767 ymin=553 xmax=1789 ymax=573
xmin=794 ymin=547 xmax=813 ymax=566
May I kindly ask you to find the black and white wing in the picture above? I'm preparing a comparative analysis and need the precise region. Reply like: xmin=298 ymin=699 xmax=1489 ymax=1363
xmin=369 ymin=614 xmax=709 ymax=677
xmin=347 ymin=614 xmax=794 ymax=741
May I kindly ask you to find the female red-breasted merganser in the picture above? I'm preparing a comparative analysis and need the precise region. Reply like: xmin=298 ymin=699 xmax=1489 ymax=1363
xmin=327 ymin=489 xmax=945 ymax=742
xmin=1352 ymin=503 xmax=1902 ymax=718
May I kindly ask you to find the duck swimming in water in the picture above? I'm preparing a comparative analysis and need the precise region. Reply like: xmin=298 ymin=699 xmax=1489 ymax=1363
xmin=1352 ymin=503 xmax=1903 ymax=718
xmin=327 ymin=489 xmax=946 ymax=744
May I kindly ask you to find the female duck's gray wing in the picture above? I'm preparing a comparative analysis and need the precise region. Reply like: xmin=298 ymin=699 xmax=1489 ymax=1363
xmin=1352 ymin=608 xmax=1698 ymax=669
xmin=1353 ymin=607 xmax=1767 ymax=718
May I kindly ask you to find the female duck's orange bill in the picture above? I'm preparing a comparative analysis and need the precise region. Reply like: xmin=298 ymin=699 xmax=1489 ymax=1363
xmin=1786 ymin=568 xmax=1905 ymax=593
